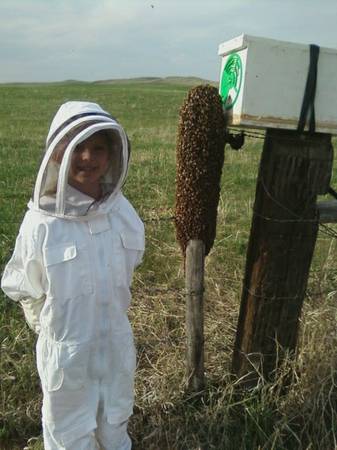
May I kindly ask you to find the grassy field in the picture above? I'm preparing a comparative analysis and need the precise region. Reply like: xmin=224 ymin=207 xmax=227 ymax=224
xmin=1 ymin=80 xmax=337 ymax=449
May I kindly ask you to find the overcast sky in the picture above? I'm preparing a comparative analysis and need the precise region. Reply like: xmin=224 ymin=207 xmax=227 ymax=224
xmin=1 ymin=0 xmax=337 ymax=83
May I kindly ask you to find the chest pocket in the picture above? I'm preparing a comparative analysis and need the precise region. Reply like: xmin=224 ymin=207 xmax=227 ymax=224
xmin=44 ymin=243 xmax=93 ymax=300
xmin=114 ymin=232 xmax=144 ymax=287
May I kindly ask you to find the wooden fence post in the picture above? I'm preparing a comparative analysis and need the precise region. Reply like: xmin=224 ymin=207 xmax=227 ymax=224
xmin=186 ymin=239 xmax=205 ymax=391
xmin=232 ymin=129 xmax=333 ymax=385
xmin=175 ymin=85 xmax=226 ymax=391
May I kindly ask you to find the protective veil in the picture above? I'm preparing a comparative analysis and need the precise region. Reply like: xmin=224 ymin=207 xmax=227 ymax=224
xmin=1 ymin=101 xmax=145 ymax=450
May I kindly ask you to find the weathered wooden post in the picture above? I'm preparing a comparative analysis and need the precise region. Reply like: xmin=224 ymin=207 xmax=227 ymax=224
xmin=185 ymin=239 xmax=205 ymax=391
xmin=232 ymin=130 xmax=332 ymax=383
xmin=175 ymin=85 xmax=226 ymax=391
xmin=218 ymin=34 xmax=336 ymax=385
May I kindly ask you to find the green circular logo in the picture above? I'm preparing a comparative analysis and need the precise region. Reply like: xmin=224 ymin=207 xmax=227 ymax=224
xmin=220 ymin=53 xmax=242 ymax=110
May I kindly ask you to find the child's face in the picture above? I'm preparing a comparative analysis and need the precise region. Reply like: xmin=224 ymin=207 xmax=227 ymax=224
xmin=68 ymin=131 xmax=111 ymax=197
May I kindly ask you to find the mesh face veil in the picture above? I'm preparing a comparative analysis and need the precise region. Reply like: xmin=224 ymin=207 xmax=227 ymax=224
xmin=32 ymin=102 xmax=129 ymax=218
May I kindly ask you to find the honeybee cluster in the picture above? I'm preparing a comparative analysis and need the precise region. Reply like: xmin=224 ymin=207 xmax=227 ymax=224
xmin=175 ymin=85 xmax=226 ymax=256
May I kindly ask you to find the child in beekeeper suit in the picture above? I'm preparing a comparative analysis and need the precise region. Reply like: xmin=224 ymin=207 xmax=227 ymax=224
xmin=1 ymin=101 xmax=145 ymax=450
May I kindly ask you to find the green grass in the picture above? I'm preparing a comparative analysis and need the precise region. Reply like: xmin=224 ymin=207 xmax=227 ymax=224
xmin=1 ymin=80 xmax=337 ymax=449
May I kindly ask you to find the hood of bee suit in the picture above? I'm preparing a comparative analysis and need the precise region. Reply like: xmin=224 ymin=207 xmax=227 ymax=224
xmin=29 ymin=101 xmax=130 ymax=219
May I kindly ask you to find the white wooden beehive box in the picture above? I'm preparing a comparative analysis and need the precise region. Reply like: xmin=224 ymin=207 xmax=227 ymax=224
xmin=218 ymin=34 xmax=337 ymax=134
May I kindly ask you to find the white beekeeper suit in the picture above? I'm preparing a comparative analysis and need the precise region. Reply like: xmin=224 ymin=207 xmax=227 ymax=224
xmin=1 ymin=101 xmax=145 ymax=450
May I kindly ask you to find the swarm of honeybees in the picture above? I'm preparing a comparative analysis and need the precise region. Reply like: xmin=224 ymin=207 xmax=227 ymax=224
xmin=175 ymin=85 xmax=226 ymax=256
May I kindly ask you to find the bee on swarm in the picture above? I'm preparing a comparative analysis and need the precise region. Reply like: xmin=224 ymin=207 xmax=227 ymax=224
xmin=175 ymin=84 xmax=227 ymax=257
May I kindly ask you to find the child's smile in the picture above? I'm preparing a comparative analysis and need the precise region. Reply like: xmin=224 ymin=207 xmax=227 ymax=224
xmin=68 ymin=131 xmax=111 ymax=199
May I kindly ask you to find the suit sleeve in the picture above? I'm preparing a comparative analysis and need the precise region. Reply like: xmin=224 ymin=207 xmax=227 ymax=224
xmin=135 ymin=220 xmax=145 ymax=268
xmin=1 ymin=224 xmax=46 ymax=333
